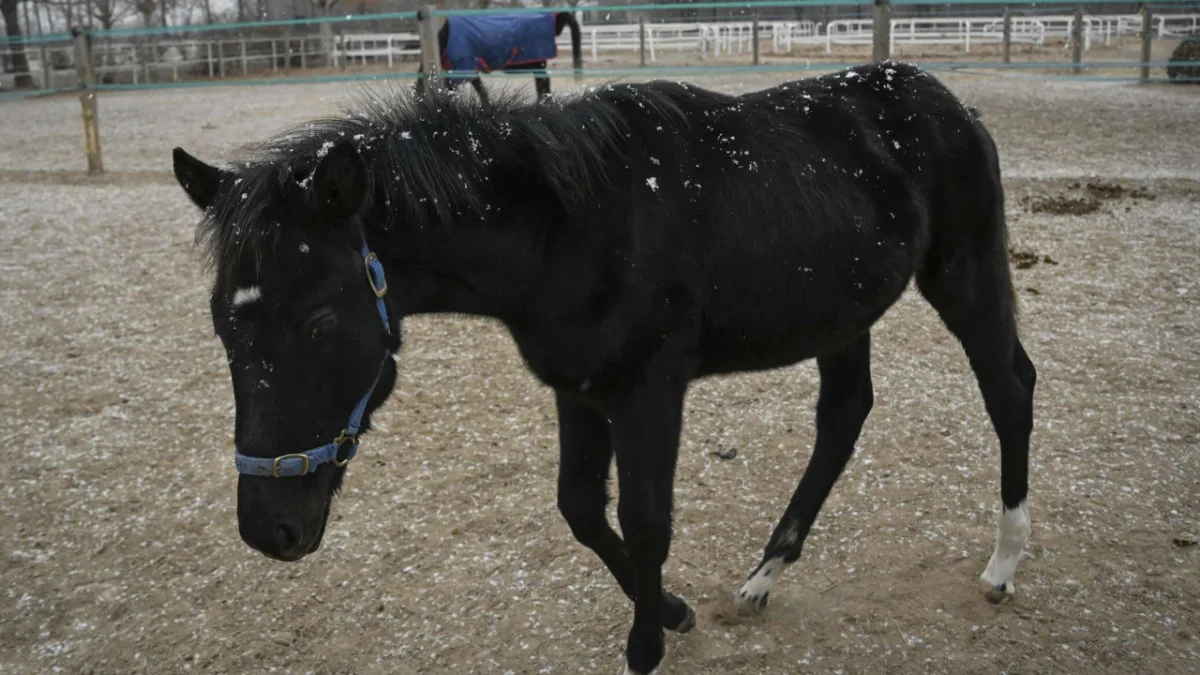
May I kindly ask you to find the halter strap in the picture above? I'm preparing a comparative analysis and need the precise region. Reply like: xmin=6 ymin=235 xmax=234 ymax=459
xmin=233 ymin=241 xmax=392 ymax=478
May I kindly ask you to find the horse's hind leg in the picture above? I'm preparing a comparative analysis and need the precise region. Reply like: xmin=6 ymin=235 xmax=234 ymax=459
xmin=470 ymin=77 xmax=490 ymax=106
xmin=734 ymin=333 xmax=873 ymax=611
xmin=554 ymin=393 xmax=696 ymax=633
xmin=916 ymin=217 xmax=1036 ymax=603
xmin=534 ymin=70 xmax=551 ymax=100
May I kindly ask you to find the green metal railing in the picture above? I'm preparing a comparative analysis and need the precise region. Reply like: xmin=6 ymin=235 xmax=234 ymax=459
xmin=1 ymin=3 xmax=1197 ymax=119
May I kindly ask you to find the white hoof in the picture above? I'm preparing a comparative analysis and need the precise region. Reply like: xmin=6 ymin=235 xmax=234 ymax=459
xmin=733 ymin=557 xmax=788 ymax=612
xmin=980 ymin=500 xmax=1030 ymax=602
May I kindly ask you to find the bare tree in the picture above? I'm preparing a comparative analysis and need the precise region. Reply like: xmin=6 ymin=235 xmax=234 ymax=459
xmin=133 ymin=0 xmax=154 ymax=25
xmin=85 ymin=0 xmax=135 ymax=29
xmin=195 ymin=0 xmax=214 ymax=24
xmin=1 ymin=0 xmax=33 ymax=87
xmin=31 ymin=0 xmax=77 ymax=31
xmin=307 ymin=0 xmax=339 ymax=17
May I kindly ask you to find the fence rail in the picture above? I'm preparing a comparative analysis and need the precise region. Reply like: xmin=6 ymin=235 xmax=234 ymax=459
xmin=2 ymin=1 xmax=1198 ymax=172
xmin=5 ymin=10 xmax=1198 ymax=89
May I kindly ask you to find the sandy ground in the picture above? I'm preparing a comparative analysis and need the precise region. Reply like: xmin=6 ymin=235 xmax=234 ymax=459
xmin=0 ymin=72 xmax=1198 ymax=675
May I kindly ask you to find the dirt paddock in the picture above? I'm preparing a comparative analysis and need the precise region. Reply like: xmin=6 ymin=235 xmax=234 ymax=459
xmin=1 ymin=72 xmax=1198 ymax=675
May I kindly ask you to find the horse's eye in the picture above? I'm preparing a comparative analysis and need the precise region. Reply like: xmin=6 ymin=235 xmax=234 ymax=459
xmin=306 ymin=310 xmax=337 ymax=341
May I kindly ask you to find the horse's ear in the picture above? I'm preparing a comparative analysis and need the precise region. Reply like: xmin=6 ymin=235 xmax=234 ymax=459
xmin=172 ymin=147 xmax=226 ymax=211
xmin=303 ymin=137 xmax=369 ymax=221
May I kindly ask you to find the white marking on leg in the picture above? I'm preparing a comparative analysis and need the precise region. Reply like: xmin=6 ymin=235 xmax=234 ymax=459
xmin=734 ymin=556 xmax=789 ymax=610
xmin=232 ymin=286 xmax=262 ymax=307
xmin=981 ymin=499 xmax=1031 ymax=594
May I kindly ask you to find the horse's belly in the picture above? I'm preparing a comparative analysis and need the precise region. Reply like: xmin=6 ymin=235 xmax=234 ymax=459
xmin=696 ymin=251 xmax=913 ymax=375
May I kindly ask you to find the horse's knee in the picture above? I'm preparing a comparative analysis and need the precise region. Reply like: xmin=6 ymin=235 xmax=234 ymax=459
xmin=557 ymin=489 xmax=608 ymax=546
xmin=1014 ymin=341 xmax=1037 ymax=393
xmin=616 ymin=503 xmax=671 ymax=562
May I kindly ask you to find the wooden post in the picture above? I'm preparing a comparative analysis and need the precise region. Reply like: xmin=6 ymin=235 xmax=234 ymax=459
xmin=752 ymin=12 xmax=760 ymax=65
xmin=1071 ymin=7 xmax=1083 ymax=74
xmin=240 ymin=39 xmax=247 ymax=76
xmin=1002 ymin=9 xmax=1012 ymax=64
xmin=218 ymin=40 xmax=225 ymax=77
xmin=301 ymin=38 xmax=307 ymax=70
xmin=417 ymin=5 xmax=443 ymax=93
xmin=1140 ymin=7 xmax=1153 ymax=82
xmin=639 ymin=17 xmax=646 ymax=67
xmin=207 ymin=42 xmax=214 ymax=78
xmin=271 ymin=40 xmax=278 ymax=72
xmin=72 ymin=29 xmax=103 ymax=174
xmin=873 ymin=0 xmax=891 ymax=63
xmin=40 ymin=44 xmax=51 ymax=89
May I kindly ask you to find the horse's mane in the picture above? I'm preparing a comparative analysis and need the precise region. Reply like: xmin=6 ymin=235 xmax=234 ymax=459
xmin=196 ymin=83 xmax=686 ymax=279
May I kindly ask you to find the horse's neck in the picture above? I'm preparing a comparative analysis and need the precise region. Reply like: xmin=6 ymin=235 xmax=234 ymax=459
xmin=372 ymin=209 xmax=540 ymax=321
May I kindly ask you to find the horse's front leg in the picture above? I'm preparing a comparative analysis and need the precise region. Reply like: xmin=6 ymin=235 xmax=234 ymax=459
xmin=555 ymin=393 xmax=695 ymax=634
xmin=607 ymin=364 xmax=691 ymax=675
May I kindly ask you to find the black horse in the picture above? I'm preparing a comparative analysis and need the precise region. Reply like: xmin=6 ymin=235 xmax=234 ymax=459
xmin=415 ymin=12 xmax=582 ymax=104
xmin=172 ymin=63 xmax=1035 ymax=675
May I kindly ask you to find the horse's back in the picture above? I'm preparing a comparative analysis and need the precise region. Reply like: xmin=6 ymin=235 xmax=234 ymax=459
xmin=581 ymin=65 xmax=1002 ymax=372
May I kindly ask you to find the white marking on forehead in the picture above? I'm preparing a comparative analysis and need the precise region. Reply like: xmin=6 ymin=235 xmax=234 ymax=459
xmin=232 ymin=286 xmax=263 ymax=307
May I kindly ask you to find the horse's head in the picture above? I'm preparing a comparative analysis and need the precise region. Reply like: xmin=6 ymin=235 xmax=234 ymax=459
xmin=172 ymin=138 xmax=399 ymax=562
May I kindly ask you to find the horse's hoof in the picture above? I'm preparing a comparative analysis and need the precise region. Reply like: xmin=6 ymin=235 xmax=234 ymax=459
xmin=666 ymin=604 xmax=697 ymax=633
xmin=983 ymin=581 xmax=1013 ymax=604
xmin=663 ymin=592 xmax=695 ymax=633
xmin=733 ymin=557 xmax=785 ymax=613
xmin=732 ymin=586 xmax=770 ymax=613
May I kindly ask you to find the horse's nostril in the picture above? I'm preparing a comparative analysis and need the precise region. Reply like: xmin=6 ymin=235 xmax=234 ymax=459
xmin=275 ymin=523 xmax=300 ymax=552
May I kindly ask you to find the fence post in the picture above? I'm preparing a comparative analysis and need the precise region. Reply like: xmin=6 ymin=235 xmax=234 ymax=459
xmin=40 ymin=44 xmax=51 ymax=89
xmin=873 ymin=0 xmax=891 ymax=63
xmin=1002 ymin=9 xmax=1012 ymax=64
xmin=142 ymin=43 xmax=151 ymax=83
xmin=241 ymin=39 xmax=248 ymax=76
xmin=218 ymin=40 xmax=226 ymax=77
xmin=1071 ymin=6 xmax=1084 ymax=74
xmin=1140 ymin=7 xmax=1153 ymax=82
xmin=272 ymin=40 xmax=278 ymax=72
xmin=639 ymin=17 xmax=646 ymax=67
xmin=72 ymin=29 xmax=103 ymax=175
xmin=752 ymin=11 xmax=760 ymax=65
xmin=417 ymin=5 xmax=444 ymax=93
xmin=207 ymin=42 xmax=214 ymax=78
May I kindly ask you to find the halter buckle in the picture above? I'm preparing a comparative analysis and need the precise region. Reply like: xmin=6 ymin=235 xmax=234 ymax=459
xmin=332 ymin=430 xmax=358 ymax=467
xmin=364 ymin=252 xmax=388 ymax=298
xmin=273 ymin=453 xmax=310 ymax=478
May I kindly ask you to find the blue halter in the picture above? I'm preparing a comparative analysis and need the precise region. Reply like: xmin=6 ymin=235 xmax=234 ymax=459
xmin=233 ymin=241 xmax=393 ymax=478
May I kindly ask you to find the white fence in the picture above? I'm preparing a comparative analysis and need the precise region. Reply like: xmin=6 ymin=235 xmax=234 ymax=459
xmin=559 ymin=12 xmax=1199 ymax=61
xmin=6 ymin=35 xmax=353 ymax=89
xmin=337 ymin=33 xmax=421 ymax=67
xmin=4 ymin=11 xmax=1199 ymax=88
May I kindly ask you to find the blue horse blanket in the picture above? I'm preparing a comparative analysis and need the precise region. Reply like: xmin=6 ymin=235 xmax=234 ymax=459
xmin=443 ymin=14 xmax=558 ymax=72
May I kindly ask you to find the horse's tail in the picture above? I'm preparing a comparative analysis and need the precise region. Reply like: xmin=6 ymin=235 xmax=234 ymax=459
xmin=559 ymin=12 xmax=583 ymax=82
